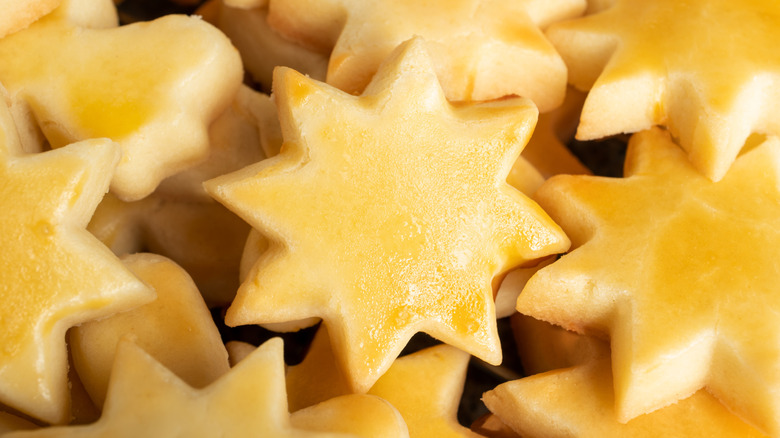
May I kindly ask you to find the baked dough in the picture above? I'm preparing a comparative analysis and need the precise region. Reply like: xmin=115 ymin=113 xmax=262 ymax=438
xmin=0 ymin=5 xmax=242 ymax=200
xmin=5 ymin=339 xmax=352 ymax=437
xmin=69 ymin=254 xmax=230 ymax=408
xmin=547 ymin=0 xmax=780 ymax=181
xmin=484 ymin=358 xmax=766 ymax=437
xmin=519 ymin=127 xmax=780 ymax=435
xmin=0 ymin=110 xmax=152 ymax=423
xmin=267 ymin=0 xmax=584 ymax=109
xmin=206 ymin=37 xmax=569 ymax=392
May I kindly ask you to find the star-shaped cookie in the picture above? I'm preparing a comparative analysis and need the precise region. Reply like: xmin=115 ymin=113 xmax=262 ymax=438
xmin=518 ymin=127 xmax=780 ymax=435
xmin=207 ymin=37 xmax=569 ymax=392
xmin=0 ymin=2 xmax=242 ymax=200
xmin=69 ymin=253 xmax=230 ymax=408
xmin=200 ymin=0 xmax=328 ymax=89
xmin=368 ymin=344 xmax=482 ymax=438
xmin=547 ymin=0 xmax=780 ymax=181
xmin=0 ymin=116 xmax=153 ymax=422
xmin=226 ymin=338 xmax=410 ymax=438
xmin=267 ymin=0 xmax=584 ymax=110
xmin=285 ymin=326 xmax=479 ymax=437
xmin=6 ymin=339 xmax=352 ymax=438
xmin=483 ymin=358 xmax=766 ymax=437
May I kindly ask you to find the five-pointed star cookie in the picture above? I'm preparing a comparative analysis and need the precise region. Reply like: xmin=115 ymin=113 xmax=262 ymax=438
xmin=0 ymin=112 xmax=153 ymax=422
xmin=207 ymin=37 xmax=569 ymax=392
xmin=0 ymin=2 xmax=242 ymax=200
xmin=70 ymin=253 xmax=230 ymax=408
xmin=267 ymin=0 xmax=584 ymax=110
xmin=518 ymin=127 xmax=780 ymax=435
xmin=547 ymin=0 xmax=780 ymax=181
xmin=6 ymin=338 xmax=352 ymax=438
xmin=483 ymin=358 xmax=766 ymax=438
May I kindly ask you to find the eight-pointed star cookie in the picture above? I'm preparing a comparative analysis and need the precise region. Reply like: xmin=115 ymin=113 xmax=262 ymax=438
xmin=0 ymin=3 xmax=242 ymax=200
xmin=547 ymin=0 xmax=780 ymax=181
xmin=483 ymin=358 xmax=766 ymax=438
xmin=0 ymin=111 xmax=153 ymax=423
xmin=518 ymin=127 xmax=780 ymax=436
xmin=6 ymin=339 xmax=352 ymax=438
xmin=206 ymin=37 xmax=569 ymax=392
xmin=267 ymin=0 xmax=585 ymax=110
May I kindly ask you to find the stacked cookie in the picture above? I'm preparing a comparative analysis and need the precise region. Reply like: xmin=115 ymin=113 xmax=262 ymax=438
xmin=0 ymin=0 xmax=778 ymax=437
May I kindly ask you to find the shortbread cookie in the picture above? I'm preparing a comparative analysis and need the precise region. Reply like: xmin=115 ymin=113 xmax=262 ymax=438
xmin=290 ymin=395 xmax=409 ymax=438
xmin=156 ymin=85 xmax=267 ymax=201
xmin=368 ymin=345 xmax=482 ymax=438
xmin=483 ymin=359 xmax=766 ymax=437
xmin=0 ymin=0 xmax=60 ymax=38
xmin=88 ymin=194 xmax=250 ymax=306
xmin=206 ymin=38 xmax=569 ymax=392
xmin=0 ymin=5 xmax=242 ymax=200
xmin=547 ymin=0 xmax=780 ymax=181
xmin=69 ymin=254 xmax=230 ymax=408
xmin=519 ymin=128 xmax=780 ymax=435
xmin=494 ymin=257 xmax=552 ymax=319
xmin=67 ymin=353 xmax=100 ymax=425
xmin=225 ymin=339 xmax=409 ymax=438
xmin=511 ymin=313 xmax=608 ymax=375
xmin=200 ymin=0 xmax=327 ymax=89
xmin=520 ymin=88 xmax=591 ymax=178
xmin=285 ymin=326 xmax=352 ymax=412
xmin=267 ymin=0 xmax=584 ymax=109
xmin=286 ymin=326 xmax=479 ymax=437
xmin=0 ymin=124 xmax=153 ymax=422
xmin=6 ymin=339 xmax=350 ymax=437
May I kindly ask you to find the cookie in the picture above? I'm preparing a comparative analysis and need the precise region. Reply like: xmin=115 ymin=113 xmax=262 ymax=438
xmin=206 ymin=37 xmax=569 ymax=392
xmin=519 ymin=127 xmax=780 ymax=435
xmin=267 ymin=0 xmax=584 ymax=109
xmin=547 ymin=0 xmax=780 ymax=181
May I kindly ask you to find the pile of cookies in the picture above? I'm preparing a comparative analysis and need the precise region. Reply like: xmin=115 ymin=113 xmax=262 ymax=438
xmin=0 ymin=0 xmax=778 ymax=436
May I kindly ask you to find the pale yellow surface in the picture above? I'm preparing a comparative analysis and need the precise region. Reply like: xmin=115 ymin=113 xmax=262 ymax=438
xmin=510 ymin=313 xmax=608 ymax=376
xmin=286 ymin=326 xmax=478 ymax=437
xmin=156 ymin=85 xmax=267 ymax=201
xmin=0 ymin=6 xmax=242 ymax=200
xmin=0 ymin=0 xmax=59 ymax=38
xmin=368 ymin=345 xmax=482 ymax=438
xmin=207 ymin=38 xmax=569 ymax=392
xmin=70 ymin=253 xmax=230 ymax=408
xmin=548 ymin=0 xmax=780 ymax=180
xmin=285 ymin=326 xmax=352 ymax=412
xmin=226 ymin=338 xmax=409 ymax=438
xmin=268 ymin=0 xmax=584 ymax=109
xmin=0 ymin=127 xmax=153 ymax=423
xmin=519 ymin=127 xmax=780 ymax=436
xmin=484 ymin=359 xmax=767 ymax=438
xmin=88 ymin=86 xmax=265 ymax=305
xmin=88 ymin=192 xmax=250 ymax=306
xmin=290 ymin=395 xmax=409 ymax=438
xmin=203 ymin=0 xmax=327 ymax=89
xmin=520 ymin=88 xmax=590 ymax=178
xmin=5 ymin=339 xmax=353 ymax=438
